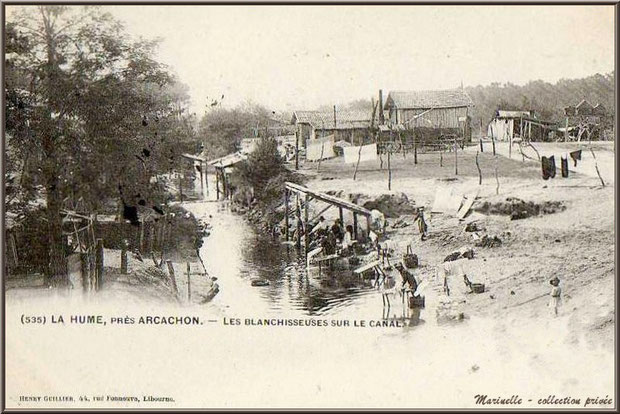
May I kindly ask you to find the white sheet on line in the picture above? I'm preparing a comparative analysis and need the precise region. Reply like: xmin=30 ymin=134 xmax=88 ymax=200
xmin=343 ymin=143 xmax=378 ymax=164
xmin=306 ymin=136 xmax=335 ymax=161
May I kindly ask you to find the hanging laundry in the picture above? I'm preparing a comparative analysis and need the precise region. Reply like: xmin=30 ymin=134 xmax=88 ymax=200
xmin=343 ymin=143 xmax=378 ymax=164
xmin=548 ymin=155 xmax=556 ymax=179
xmin=569 ymin=149 xmax=582 ymax=167
xmin=541 ymin=156 xmax=551 ymax=180
xmin=561 ymin=156 xmax=569 ymax=178
xmin=305 ymin=135 xmax=335 ymax=161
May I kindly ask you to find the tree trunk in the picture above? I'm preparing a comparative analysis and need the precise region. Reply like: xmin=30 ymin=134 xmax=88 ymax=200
xmin=41 ymin=8 xmax=67 ymax=286
xmin=45 ymin=166 xmax=67 ymax=286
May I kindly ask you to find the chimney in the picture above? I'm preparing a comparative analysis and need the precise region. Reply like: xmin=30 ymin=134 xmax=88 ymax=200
xmin=333 ymin=105 xmax=337 ymax=128
xmin=378 ymin=89 xmax=384 ymax=125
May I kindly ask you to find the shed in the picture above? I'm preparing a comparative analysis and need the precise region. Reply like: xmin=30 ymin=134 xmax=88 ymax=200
xmin=487 ymin=110 xmax=555 ymax=142
xmin=291 ymin=109 xmax=377 ymax=147
xmin=383 ymin=88 xmax=474 ymax=141
xmin=208 ymin=152 xmax=248 ymax=200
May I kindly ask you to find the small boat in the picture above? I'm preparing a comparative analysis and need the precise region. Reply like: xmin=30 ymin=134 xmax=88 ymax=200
xmin=251 ymin=279 xmax=270 ymax=287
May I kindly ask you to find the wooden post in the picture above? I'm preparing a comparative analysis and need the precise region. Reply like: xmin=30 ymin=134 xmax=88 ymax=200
xmin=89 ymin=250 xmax=96 ymax=291
xmin=166 ymin=260 xmax=178 ymax=293
xmin=215 ymin=169 xmax=220 ymax=200
xmin=207 ymin=161 xmax=209 ymax=198
xmin=199 ymin=164 xmax=204 ymax=198
xmin=479 ymin=119 xmax=483 ymax=152
xmin=590 ymin=148 xmax=606 ymax=187
xmin=296 ymin=195 xmax=301 ymax=250
xmin=139 ymin=221 xmax=145 ymax=253
xmin=284 ymin=188 xmax=289 ymax=241
xmin=475 ymin=151 xmax=482 ymax=185
xmin=295 ymin=131 xmax=299 ymax=170
xmin=353 ymin=213 xmax=358 ymax=240
xmin=221 ymin=171 xmax=226 ymax=199
xmin=454 ymin=138 xmax=458 ymax=175
xmin=387 ymin=150 xmax=392 ymax=190
xmin=304 ymin=194 xmax=309 ymax=258
xmin=186 ymin=261 xmax=191 ymax=302
xmin=317 ymin=142 xmax=324 ymax=171
xmin=509 ymin=130 xmax=512 ymax=159
xmin=339 ymin=207 xmax=344 ymax=227
xmin=121 ymin=239 xmax=128 ymax=274
xmin=353 ymin=142 xmax=363 ymax=180
xmin=80 ymin=252 xmax=89 ymax=292
xmin=492 ymin=134 xmax=496 ymax=156
xmin=366 ymin=216 xmax=371 ymax=236
xmin=96 ymin=238 xmax=104 ymax=290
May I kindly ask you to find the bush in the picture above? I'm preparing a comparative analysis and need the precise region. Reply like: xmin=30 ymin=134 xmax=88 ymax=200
xmin=231 ymin=137 xmax=304 ymax=227
xmin=233 ymin=137 xmax=283 ymax=195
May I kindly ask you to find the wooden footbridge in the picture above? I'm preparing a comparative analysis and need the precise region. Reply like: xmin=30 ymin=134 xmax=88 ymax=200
xmin=284 ymin=182 xmax=372 ymax=258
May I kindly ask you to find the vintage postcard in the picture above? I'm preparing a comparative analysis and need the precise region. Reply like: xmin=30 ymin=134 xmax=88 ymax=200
xmin=2 ymin=3 xmax=617 ymax=410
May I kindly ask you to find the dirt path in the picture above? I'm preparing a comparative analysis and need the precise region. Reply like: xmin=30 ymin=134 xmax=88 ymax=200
xmin=297 ymin=150 xmax=615 ymax=350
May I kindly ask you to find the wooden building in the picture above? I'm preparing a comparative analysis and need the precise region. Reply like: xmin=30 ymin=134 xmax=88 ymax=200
xmin=382 ymin=88 xmax=474 ymax=141
xmin=487 ymin=110 xmax=555 ymax=142
xmin=208 ymin=152 xmax=248 ymax=200
xmin=291 ymin=109 xmax=377 ymax=148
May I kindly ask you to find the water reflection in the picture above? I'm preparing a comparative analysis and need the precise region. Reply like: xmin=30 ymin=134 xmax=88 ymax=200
xmin=238 ymin=224 xmax=379 ymax=315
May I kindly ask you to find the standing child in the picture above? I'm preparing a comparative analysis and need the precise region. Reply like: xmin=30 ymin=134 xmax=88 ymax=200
xmin=548 ymin=276 xmax=562 ymax=316
xmin=414 ymin=207 xmax=428 ymax=241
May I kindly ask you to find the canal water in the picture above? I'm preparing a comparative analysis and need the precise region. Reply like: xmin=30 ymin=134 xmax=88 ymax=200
xmin=184 ymin=199 xmax=426 ymax=325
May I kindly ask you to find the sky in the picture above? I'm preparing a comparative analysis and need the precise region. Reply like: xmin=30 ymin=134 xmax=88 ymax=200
xmin=23 ymin=5 xmax=620 ymax=115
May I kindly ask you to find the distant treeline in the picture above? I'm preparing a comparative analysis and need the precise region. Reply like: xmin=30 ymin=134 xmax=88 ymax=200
xmin=466 ymin=72 xmax=615 ymax=127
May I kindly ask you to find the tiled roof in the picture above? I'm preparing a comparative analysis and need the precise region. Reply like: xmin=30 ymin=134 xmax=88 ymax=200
xmin=385 ymin=89 xmax=474 ymax=109
xmin=292 ymin=109 xmax=377 ymax=130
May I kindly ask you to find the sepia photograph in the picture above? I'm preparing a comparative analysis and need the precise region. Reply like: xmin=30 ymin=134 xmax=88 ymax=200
xmin=2 ymin=2 xmax=617 ymax=410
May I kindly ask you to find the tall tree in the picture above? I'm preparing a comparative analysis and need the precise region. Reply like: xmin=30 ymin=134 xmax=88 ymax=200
xmin=197 ymin=102 xmax=273 ymax=160
xmin=5 ymin=6 xmax=193 ymax=285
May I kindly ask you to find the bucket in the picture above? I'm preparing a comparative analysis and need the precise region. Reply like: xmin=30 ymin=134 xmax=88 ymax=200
xmin=403 ymin=246 xmax=419 ymax=269
xmin=471 ymin=283 xmax=485 ymax=293
xmin=409 ymin=295 xmax=425 ymax=309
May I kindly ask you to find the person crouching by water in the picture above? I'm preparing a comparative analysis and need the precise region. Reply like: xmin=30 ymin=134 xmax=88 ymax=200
xmin=395 ymin=262 xmax=418 ymax=303
xmin=331 ymin=219 xmax=344 ymax=244
xmin=321 ymin=231 xmax=337 ymax=256
xmin=548 ymin=276 xmax=562 ymax=316
xmin=340 ymin=224 xmax=355 ymax=256
xmin=380 ymin=269 xmax=397 ymax=308
xmin=312 ymin=216 xmax=329 ymax=237
xmin=370 ymin=209 xmax=386 ymax=233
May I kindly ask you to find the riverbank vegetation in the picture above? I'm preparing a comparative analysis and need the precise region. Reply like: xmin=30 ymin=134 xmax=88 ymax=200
xmin=5 ymin=6 xmax=202 ymax=286
xmin=232 ymin=137 xmax=305 ymax=230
